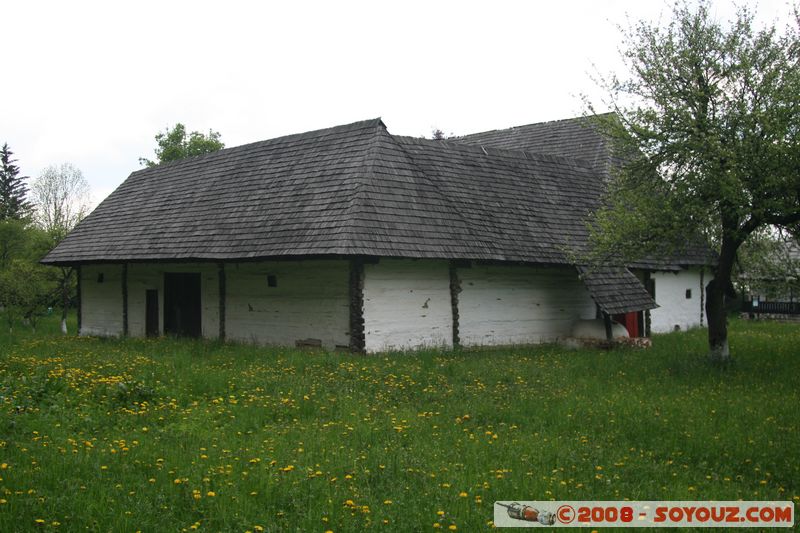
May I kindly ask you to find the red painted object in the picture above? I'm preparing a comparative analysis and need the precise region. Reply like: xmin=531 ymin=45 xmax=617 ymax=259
xmin=613 ymin=312 xmax=640 ymax=337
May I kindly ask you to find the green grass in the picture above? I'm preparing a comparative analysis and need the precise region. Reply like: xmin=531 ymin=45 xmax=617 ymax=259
xmin=0 ymin=316 xmax=798 ymax=532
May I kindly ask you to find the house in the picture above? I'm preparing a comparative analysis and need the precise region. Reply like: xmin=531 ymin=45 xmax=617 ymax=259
xmin=41 ymin=116 xmax=712 ymax=351
xmin=740 ymin=237 xmax=799 ymax=316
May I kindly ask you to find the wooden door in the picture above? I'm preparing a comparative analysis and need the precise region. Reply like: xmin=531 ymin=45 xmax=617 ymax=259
xmin=145 ymin=289 xmax=159 ymax=337
xmin=164 ymin=273 xmax=202 ymax=338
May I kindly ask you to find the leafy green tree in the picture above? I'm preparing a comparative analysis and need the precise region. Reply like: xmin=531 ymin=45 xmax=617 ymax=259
xmin=31 ymin=163 xmax=91 ymax=334
xmin=0 ymin=219 xmax=29 ymax=270
xmin=588 ymin=2 xmax=800 ymax=360
xmin=0 ymin=258 xmax=55 ymax=333
xmin=0 ymin=143 xmax=33 ymax=220
xmin=139 ymin=123 xmax=225 ymax=167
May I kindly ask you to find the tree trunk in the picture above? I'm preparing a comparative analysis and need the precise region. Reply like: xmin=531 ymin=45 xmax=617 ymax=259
xmin=705 ymin=277 xmax=729 ymax=359
xmin=706 ymin=235 xmax=739 ymax=361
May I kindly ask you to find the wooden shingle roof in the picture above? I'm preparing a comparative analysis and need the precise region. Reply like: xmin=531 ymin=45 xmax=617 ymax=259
xmin=453 ymin=114 xmax=615 ymax=176
xmin=578 ymin=266 xmax=658 ymax=315
xmin=42 ymin=119 xmax=608 ymax=265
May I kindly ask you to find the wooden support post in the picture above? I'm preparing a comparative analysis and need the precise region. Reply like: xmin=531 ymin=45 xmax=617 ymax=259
xmin=218 ymin=262 xmax=226 ymax=341
xmin=76 ymin=266 xmax=82 ymax=335
xmin=122 ymin=263 xmax=128 ymax=336
xmin=349 ymin=258 xmax=365 ymax=352
xmin=699 ymin=268 xmax=705 ymax=327
xmin=449 ymin=261 xmax=461 ymax=348
xmin=603 ymin=311 xmax=613 ymax=341
xmin=644 ymin=271 xmax=653 ymax=337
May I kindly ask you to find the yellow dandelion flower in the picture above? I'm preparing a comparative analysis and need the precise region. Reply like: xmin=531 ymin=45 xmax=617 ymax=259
xmin=448 ymin=526 xmax=457 ymax=531
xmin=206 ymin=491 xmax=216 ymax=497
xmin=459 ymin=491 xmax=468 ymax=497
xmin=384 ymin=499 xmax=393 ymax=505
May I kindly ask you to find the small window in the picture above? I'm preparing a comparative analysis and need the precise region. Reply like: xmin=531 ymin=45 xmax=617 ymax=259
xmin=685 ymin=289 xmax=692 ymax=299
xmin=267 ymin=275 xmax=277 ymax=288
xmin=97 ymin=273 xmax=104 ymax=283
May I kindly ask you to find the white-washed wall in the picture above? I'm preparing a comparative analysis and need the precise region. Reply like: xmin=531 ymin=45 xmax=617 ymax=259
xmin=650 ymin=268 xmax=708 ymax=333
xmin=80 ymin=264 xmax=123 ymax=336
xmin=225 ymin=260 xmax=350 ymax=349
xmin=126 ymin=263 xmax=219 ymax=339
xmin=363 ymin=259 xmax=452 ymax=352
xmin=458 ymin=264 xmax=597 ymax=346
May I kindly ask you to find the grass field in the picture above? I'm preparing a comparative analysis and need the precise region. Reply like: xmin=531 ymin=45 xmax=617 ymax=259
xmin=0 ymin=316 xmax=798 ymax=531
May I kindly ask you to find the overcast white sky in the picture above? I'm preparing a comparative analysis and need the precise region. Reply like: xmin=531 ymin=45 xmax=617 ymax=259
xmin=3 ymin=0 xmax=795 ymax=207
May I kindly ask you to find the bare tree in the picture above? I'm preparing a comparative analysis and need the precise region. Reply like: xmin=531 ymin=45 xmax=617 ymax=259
xmin=31 ymin=163 xmax=91 ymax=334
xmin=32 ymin=163 xmax=91 ymax=241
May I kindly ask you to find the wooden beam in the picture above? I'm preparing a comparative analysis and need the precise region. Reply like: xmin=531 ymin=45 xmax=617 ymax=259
xmin=122 ymin=263 xmax=128 ymax=336
xmin=700 ymin=268 xmax=705 ymax=328
xmin=603 ymin=311 xmax=613 ymax=341
xmin=349 ymin=258 xmax=365 ymax=352
xmin=218 ymin=262 xmax=226 ymax=341
xmin=76 ymin=266 xmax=82 ymax=335
xmin=449 ymin=261 xmax=461 ymax=347
xmin=644 ymin=271 xmax=653 ymax=337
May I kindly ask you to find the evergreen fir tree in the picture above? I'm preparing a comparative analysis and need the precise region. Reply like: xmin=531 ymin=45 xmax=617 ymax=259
xmin=0 ymin=143 xmax=33 ymax=220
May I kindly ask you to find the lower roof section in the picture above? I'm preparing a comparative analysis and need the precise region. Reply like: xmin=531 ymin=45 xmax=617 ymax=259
xmin=577 ymin=265 xmax=659 ymax=315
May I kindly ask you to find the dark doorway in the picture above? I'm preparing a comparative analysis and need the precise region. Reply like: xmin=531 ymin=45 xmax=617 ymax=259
xmin=164 ymin=273 xmax=202 ymax=338
xmin=145 ymin=289 xmax=159 ymax=337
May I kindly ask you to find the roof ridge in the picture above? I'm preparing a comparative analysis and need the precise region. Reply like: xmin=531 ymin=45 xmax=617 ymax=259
xmin=383 ymin=131 xmax=489 ymax=250
xmin=333 ymin=119 xmax=389 ymax=253
xmin=394 ymin=134 xmax=598 ymax=171
xmin=453 ymin=112 xmax=615 ymax=140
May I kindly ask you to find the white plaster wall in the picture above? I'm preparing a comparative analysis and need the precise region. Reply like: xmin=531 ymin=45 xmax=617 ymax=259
xmin=225 ymin=260 xmax=350 ymax=349
xmin=650 ymin=268 xmax=708 ymax=333
xmin=127 ymin=263 xmax=219 ymax=339
xmin=458 ymin=264 xmax=597 ymax=346
xmin=363 ymin=259 xmax=452 ymax=352
xmin=80 ymin=264 xmax=123 ymax=336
